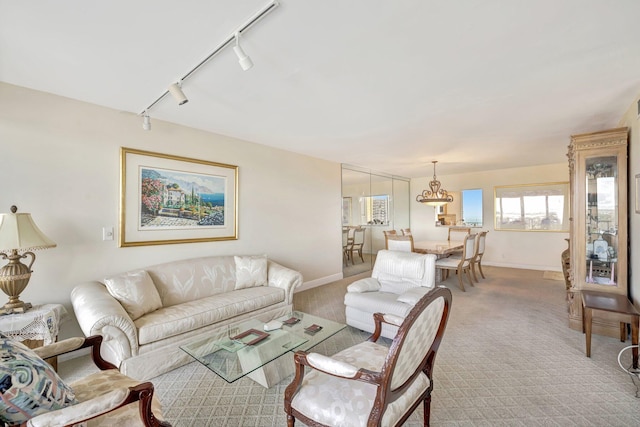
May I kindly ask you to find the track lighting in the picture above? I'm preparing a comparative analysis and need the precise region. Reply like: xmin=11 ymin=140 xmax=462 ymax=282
xmin=168 ymin=82 xmax=188 ymax=105
xmin=142 ymin=113 xmax=151 ymax=131
xmin=139 ymin=0 xmax=279 ymax=121
xmin=233 ymin=32 xmax=253 ymax=71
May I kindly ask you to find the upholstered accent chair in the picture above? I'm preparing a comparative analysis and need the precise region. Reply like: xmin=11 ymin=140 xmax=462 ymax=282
xmin=284 ymin=286 xmax=452 ymax=427
xmin=24 ymin=336 xmax=168 ymax=426
xmin=435 ymin=233 xmax=477 ymax=291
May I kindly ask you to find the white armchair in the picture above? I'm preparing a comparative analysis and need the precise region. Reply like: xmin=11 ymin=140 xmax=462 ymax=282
xmin=285 ymin=286 xmax=453 ymax=427
xmin=344 ymin=249 xmax=437 ymax=339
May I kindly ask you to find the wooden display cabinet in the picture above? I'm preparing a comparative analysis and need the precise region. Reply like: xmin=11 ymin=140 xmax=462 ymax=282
xmin=567 ymin=127 xmax=629 ymax=337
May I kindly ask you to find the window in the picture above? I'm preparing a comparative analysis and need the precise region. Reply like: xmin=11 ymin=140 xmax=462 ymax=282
xmin=461 ymin=189 xmax=483 ymax=227
xmin=359 ymin=195 xmax=389 ymax=225
xmin=494 ymin=182 xmax=569 ymax=231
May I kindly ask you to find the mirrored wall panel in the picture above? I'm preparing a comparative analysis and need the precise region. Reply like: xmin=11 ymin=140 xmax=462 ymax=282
xmin=342 ymin=165 xmax=410 ymax=277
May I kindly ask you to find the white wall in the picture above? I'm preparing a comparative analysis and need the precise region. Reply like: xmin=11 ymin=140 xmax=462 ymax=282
xmin=410 ymin=163 xmax=570 ymax=271
xmin=0 ymin=83 xmax=342 ymax=339
xmin=618 ymin=94 xmax=640 ymax=306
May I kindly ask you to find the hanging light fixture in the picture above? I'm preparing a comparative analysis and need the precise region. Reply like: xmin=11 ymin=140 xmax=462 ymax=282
xmin=416 ymin=161 xmax=454 ymax=206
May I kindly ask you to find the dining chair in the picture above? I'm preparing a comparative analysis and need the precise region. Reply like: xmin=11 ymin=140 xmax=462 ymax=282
xmin=383 ymin=229 xmax=398 ymax=250
xmin=448 ymin=226 xmax=470 ymax=241
xmin=350 ymin=227 xmax=366 ymax=263
xmin=386 ymin=235 xmax=414 ymax=252
xmin=435 ymin=233 xmax=477 ymax=291
xmin=401 ymin=228 xmax=412 ymax=236
xmin=342 ymin=228 xmax=352 ymax=265
xmin=284 ymin=286 xmax=453 ymax=427
xmin=470 ymin=231 xmax=488 ymax=281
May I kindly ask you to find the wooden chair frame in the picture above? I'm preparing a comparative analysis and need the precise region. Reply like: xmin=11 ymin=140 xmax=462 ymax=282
xmin=385 ymin=234 xmax=415 ymax=252
xmin=284 ymin=286 xmax=452 ymax=427
xmin=436 ymin=233 xmax=477 ymax=291
xmin=470 ymin=231 xmax=488 ymax=281
xmin=30 ymin=336 xmax=170 ymax=427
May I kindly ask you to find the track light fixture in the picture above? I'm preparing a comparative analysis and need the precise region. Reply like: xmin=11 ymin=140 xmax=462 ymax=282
xmin=138 ymin=0 xmax=279 ymax=127
xmin=142 ymin=113 xmax=151 ymax=131
xmin=233 ymin=32 xmax=253 ymax=71
xmin=168 ymin=82 xmax=189 ymax=105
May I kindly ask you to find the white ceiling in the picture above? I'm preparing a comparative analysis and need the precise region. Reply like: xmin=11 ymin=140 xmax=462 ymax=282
xmin=2 ymin=0 xmax=640 ymax=177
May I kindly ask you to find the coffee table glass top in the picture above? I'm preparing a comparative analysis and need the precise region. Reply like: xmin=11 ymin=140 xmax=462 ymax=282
xmin=180 ymin=311 xmax=345 ymax=383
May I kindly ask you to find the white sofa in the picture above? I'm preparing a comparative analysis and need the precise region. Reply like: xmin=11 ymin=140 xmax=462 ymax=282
xmin=71 ymin=255 xmax=302 ymax=381
xmin=344 ymin=250 xmax=437 ymax=339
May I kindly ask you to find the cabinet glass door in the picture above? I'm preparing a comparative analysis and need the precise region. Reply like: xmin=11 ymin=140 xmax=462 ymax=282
xmin=584 ymin=156 xmax=618 ymax=286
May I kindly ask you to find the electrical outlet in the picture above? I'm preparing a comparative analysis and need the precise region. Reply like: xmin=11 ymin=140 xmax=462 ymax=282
xmin=102 ymin=227 xmax=114 ymax=241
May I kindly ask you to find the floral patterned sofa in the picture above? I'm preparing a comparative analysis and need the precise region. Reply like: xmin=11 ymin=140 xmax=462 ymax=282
xmin=71 ymin=255 xmax=302 ymax=380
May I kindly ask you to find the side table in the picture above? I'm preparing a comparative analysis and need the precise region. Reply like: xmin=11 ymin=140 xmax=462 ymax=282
xmin=581 ymin=290 xmax=639 ymax=369
xmin=0 ymin=303 xmax=69 ymax=370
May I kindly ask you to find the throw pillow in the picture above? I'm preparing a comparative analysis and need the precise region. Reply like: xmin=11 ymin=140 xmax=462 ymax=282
xmin=347 ymin=277 xmax=381 ymax=293
xmin=234 ymin=255 xmax=268 ymax=290
xmin=0 ymin=335 xmax=77 ymax=425
xmin=104 ymin=269 xmax=163 ymax=320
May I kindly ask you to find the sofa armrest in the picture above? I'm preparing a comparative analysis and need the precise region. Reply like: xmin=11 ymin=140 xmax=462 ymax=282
xmin=71 ymin=282 xmax=139 ymax=361
xmin=267 ymin=261 xmax=302 ymax=304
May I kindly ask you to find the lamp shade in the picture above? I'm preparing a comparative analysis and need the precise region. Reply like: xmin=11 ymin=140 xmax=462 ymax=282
xmin=0 ymin=212 xmax=56 ymax=252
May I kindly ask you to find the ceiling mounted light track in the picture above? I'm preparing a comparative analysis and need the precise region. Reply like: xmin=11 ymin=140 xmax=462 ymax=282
xmin=416 ymin=161 xmax=454 ymax=206
xmin=138 ymin=0 xmax=279 ymax=129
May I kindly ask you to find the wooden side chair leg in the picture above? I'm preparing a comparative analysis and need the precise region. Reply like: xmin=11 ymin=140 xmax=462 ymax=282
xmin=478 ymin=262 xmax=485 ymax=279
xmin=471 ymin=263 xmax=479 ymax=282
xmin=457 ymin=267 xmax=465 ymax=291
xmin=466 ymin=268 xmax=475 ymax=287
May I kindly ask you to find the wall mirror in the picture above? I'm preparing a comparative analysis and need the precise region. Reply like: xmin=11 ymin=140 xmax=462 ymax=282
xmin=342 ymin=165 xmax=410 ymax=277
xmin=494 ymin=182 xmax=569 ymax=231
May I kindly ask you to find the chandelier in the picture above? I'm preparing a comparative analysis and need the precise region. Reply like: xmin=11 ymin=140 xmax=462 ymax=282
xmin=416 ymin=161 xmax=454 ymax=207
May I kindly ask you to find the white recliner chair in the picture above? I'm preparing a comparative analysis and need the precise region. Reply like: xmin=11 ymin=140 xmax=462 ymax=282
xmin=344 ymin=249 xmax=437 ymax=339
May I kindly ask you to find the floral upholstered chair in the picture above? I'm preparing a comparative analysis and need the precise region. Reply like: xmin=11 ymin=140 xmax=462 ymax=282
xmin=284 ymin=286 xmax=452 ymax=427
xmin=0 ymin=334 xmax=169 ymax=427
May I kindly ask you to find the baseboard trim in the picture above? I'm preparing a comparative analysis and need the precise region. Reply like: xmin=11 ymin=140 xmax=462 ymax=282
xmin=484 ymin=261 xmax=561 ymax=272
xmin=295 ymin=273 xmax=344 ymax=293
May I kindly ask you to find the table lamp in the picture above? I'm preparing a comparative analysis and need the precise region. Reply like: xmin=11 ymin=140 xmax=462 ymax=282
xmin=0 ymin=205 xmax=56 ymax=314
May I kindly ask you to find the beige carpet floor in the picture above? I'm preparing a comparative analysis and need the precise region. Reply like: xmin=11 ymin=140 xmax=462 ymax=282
xmin=60 ymin=266 xmax=640 ymax=426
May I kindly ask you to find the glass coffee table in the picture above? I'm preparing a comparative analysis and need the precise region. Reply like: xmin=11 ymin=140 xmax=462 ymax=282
xmin=180 ymin=311 xmax=345 ymax=388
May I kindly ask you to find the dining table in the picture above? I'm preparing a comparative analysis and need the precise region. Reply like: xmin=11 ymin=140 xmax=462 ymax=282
xmin=413 ymin=240 xmax=465 ymax=283
xmin=413 ymin=240 xmax=464 ymax=256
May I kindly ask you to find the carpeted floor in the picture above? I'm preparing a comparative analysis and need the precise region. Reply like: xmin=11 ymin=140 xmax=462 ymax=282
xmin=60 ymin=266 xmax=640 ymax=426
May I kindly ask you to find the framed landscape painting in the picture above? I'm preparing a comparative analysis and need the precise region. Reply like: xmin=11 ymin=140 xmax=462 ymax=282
xmin=120 ymin=147 xmax=238 ymax=247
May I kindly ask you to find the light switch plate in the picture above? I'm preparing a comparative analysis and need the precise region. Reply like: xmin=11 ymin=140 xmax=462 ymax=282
xmin=102 ymin=227 xmax=114 ymax=241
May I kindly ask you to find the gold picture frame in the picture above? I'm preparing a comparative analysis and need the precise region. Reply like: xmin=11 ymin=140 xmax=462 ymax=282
xmin=636 ymin=174 xmax=640 ymax=214
xmin=119 ymin=147 xmax=238 ymax=247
